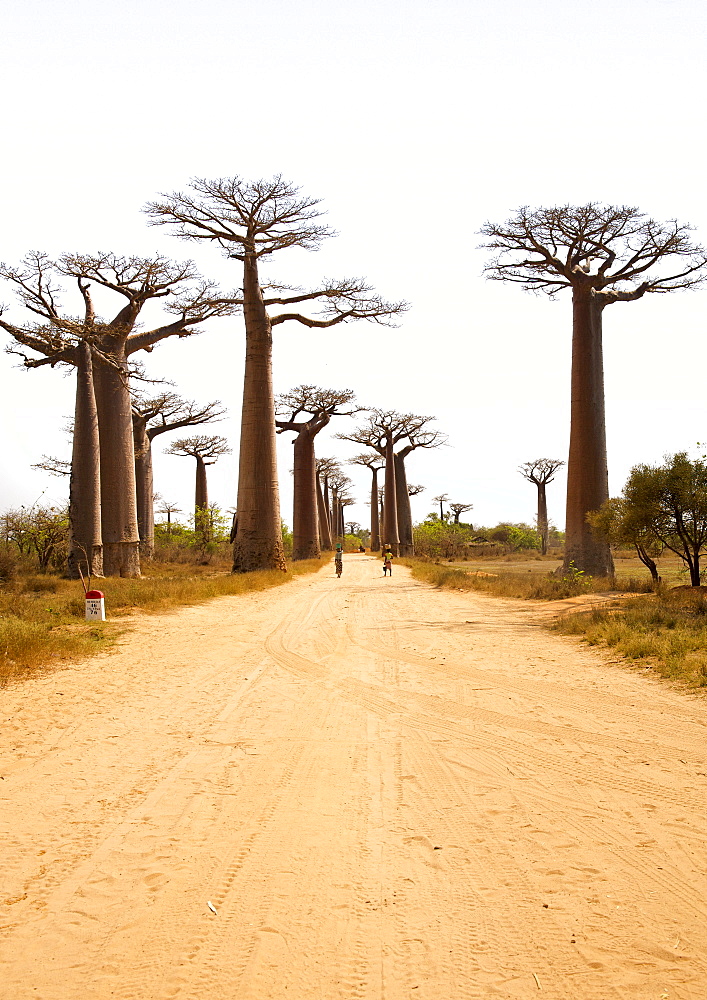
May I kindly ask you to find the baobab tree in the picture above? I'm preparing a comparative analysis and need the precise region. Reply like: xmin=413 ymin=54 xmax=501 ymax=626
xmin=449 ymin=502 xmax=473 ymax=524
xmin=432 ymin=494 xmax=450 ymax=522
xmin=0 ymin=252 xmax=233 ymax=576
xmin=166 ymin=435 xmax=231 ymax=544
xmin=328 ymin=471 xmax=353 ymax=541
xmin=275 ymin=386 xmax=358 ymax=560
xmin=349 ymin=453 xmax=385 ymax=552
xmin=32 ymin=456 xmax=71 ymax=477
xmin=157 ymin=500 xmax=181 ymax=536
xmin=481 ymin=204 xmax=707 ymax=576
xmin=340 ymin=411 xmax=444 ymax=556
xmin=339 ymin=497 xmax=357 ymax=539
xmin=394 ymin=425 xmax=445 ymax=556
xmin=133 ymin=393 xmax=226 ymax=557
xmin=315 ymin=456 xmax=339 ymax=550
xmin=519 ymin=459 xmax=564 ymax=555
xmin=145 ymin=176 xmax=407 ymax=573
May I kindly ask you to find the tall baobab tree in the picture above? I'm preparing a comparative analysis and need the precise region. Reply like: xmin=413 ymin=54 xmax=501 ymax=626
xmin=519 ymin=459 xmax=564 ymax=555
xmin=0 ymin=252 xmax=233 ymax=576
xmin=145 ymin=176 xmax=407 ymax=573
xmin=481 ymin=204 xmax=707 ymax=576
xmin=275 ymin=386 xmax=358 ymax=560
xmin=132 ymin=393 xmax=226 ymax=557
xmin=349 ymin=453 xmax=385 ymax=552
xmin=394 ymin=425 xmax=445 ymax=556
xmin=449 ymin=502 xmax=473 ymax=524
xmin=166 ymin=435 xmax=231 ymax=544
xmin=315 ymin=457 xmax=339 ymax=550
xmin=328 ymin=471 xmax=352 ymax=542
xmin=340 ymin=411 xmax=443 ymax=556
xmin=339 ymin=497 xmax=356 ymax=539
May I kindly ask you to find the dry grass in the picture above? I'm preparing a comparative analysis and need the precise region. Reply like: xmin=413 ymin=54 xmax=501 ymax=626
xmin=0 ymin=556 xmax=326 ymax=688
xmin=554 ymin=588 xmax=707 ymax=689
xmin=401 ymin=558 xmax=653 ymax=601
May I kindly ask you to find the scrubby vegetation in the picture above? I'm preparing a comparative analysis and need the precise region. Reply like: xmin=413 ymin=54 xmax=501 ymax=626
xmin=554 ymin=588 xmax=707 ymax=688
xmin=402 ymin=557 xmax=651 ymax=601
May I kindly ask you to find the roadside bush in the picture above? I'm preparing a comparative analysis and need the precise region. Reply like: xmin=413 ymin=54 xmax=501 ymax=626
xmin=0 ymin=546 xmax=19 ymax=584
xmin=414 ymin=520 xmax=476 ymax=559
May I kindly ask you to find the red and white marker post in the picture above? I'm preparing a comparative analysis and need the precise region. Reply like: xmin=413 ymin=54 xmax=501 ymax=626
xmin=85 ymin=590 xmax=106 ymax=621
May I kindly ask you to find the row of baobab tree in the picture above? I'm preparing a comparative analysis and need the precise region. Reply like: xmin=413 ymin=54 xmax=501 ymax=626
xmin=274 ymin=389 xmax=446 ymax=560
xmin=3 ymin=178 xmax=706 ymax=577
xmin=0 ymin=177 xmax=406 ymax=577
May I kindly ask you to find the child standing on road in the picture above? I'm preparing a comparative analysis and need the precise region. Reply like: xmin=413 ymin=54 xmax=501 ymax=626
xmin=382 ymin=546 xmax=393 ymax=576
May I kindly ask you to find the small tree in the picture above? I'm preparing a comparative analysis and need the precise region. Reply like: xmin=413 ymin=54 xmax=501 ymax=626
xmin=167 ymin=436 xmax=231 ymax=545
xmin=587 ymin=497 xmax=662 ymax=585
xmin=481 ymin=204 xmax=707 ymax=576
xmin=602 ymin=453 xmax=707 ymax=586
xmin=518 ymin=459 xmax=564 ymax=554
xmin=146 ymin=176 xmax=407 ymax=573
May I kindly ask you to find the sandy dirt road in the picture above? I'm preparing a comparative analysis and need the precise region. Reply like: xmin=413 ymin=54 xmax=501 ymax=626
xmin=1 ymin=556 xmax=707 ymax=1000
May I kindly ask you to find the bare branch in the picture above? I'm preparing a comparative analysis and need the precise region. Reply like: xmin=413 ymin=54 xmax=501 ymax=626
xmin=480 ymin=203 xmax=707 ymax=300
xmin=166 ymin=434 xmax=231 ymax=464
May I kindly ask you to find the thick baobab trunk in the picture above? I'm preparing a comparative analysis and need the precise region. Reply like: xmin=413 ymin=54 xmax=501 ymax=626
xmin=323 ymin=477 xmax=331 ymax=537
xmin=537 ymin=482 xmax=548 ymax=556
xmin=194 ymin=455 xmax=210 ymax=543
xmin=68 ymin=342 xmax=103 ymax=578
xmin=383 ymin=437 xmax=399 ymax=556
xmin=292 ymin=431 xmax=320 ymax=560
xmin=133 ymin=413 xmax=155 ymax=559
xmin=233 ymin=256 xmax=286 ymax=572
xmin=330 ymin=491 xmax=340 ymax=541
xmin=93 ymin=354 xmax=141 ymax=577
xmin=370 ymin=467 xmax=380 ymax=552
xmin=563 ymin=289 xmax=614 ymax=576
xmin=316 ymin=474 xmax=332 ymax=550
xmin=394 ymin=452 xmax=414 ymax=557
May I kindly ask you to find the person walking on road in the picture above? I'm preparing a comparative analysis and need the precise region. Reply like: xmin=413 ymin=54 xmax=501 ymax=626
xmin=382 ymin=545 xmax=393 ymax=576
xmin=335 ymin=543 xmax=343 ymax=578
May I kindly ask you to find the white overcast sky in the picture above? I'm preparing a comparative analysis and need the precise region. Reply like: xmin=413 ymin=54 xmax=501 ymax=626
xmin=1 ymin=0 xmax=706 ymax=534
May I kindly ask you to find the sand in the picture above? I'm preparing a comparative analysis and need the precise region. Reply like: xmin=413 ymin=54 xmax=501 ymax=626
xmin=1 ymin=556 xmax=706 ymax=999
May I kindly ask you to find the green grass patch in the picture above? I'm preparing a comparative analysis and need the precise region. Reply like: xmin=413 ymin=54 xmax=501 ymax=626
xmin=0 ymin=556 xmax=326 ymax=688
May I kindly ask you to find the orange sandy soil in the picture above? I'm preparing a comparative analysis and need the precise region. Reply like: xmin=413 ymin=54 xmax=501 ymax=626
xmin=1 ymin=557 xmax=706 ymax=1000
